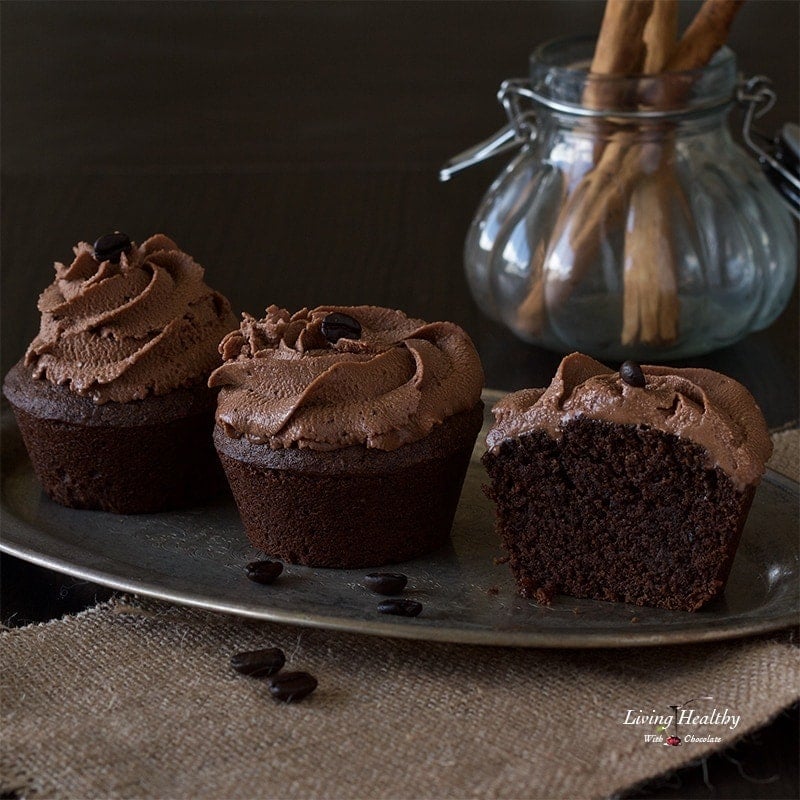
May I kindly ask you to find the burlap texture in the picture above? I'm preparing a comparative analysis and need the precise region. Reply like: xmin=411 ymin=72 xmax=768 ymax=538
xmin=2 ymin=431 xmax=798 ymax=800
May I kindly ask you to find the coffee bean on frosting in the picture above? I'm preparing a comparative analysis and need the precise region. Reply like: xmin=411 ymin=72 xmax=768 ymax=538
xmin=321 ymin=312 xmax=362 ymax=343
xmin=268 ymin=671 xmax=318 ymax=703
xmin=377 ymin=598 xmax=423 ymax=617
xmin=230 ymin=647 xmax=286 ymax=677
xmin=620 ymin=360 xmax=647 ymax=388
xmin=364 ymin=573 xmax=408 ymax=595
xmin=245 ymin=560 xmax=283 ymax=584
xmin=93 ymin=232 xmax=132 ymax=264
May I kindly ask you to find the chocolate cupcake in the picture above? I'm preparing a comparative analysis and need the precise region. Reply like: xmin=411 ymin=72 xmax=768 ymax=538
xmin=482 ymin=354 xmax=773 ymax=611
xmin=209 ymin=305 xmax=485 ymax=568
xmin=3 ymin=233 xmax=238 ymax=513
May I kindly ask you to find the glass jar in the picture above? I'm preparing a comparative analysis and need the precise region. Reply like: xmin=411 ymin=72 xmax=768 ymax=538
xmin=446 ymin=37 xmax=797 ymax=360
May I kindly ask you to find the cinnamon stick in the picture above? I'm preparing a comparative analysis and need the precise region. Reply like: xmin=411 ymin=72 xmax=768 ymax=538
xmin=621 ymin=0 xmax=743 ymax=344
xmin=666 ymin=0 xmax=743 ymax=71
xmin=638 ymin=0 xmax=744 ymax=109
xmin=584 ymin=0 xmax=654 ymax=109
xmin=622 ymin=169 xmax=680 ymax=346
xmin=516 ymin=1 xmax=653 ymax=333
xmin=586 ymin=1 xmax=654 ymax=163
xmin=622 ymin=0 xmax=680 ymax=345
xmin=644 ymin=0 xmax=678 ymax=72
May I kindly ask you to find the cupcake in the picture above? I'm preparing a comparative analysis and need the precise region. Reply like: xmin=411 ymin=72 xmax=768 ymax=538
xmin=209 ymin=305 xmax=485 ymax=568
xmin=482 ymin=353 xmax=772 ymax=611
xmin=3 ymin=232 xmax=238 ymax=513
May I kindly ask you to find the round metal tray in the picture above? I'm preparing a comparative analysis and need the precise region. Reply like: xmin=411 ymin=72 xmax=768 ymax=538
xmin=1 ymin=392 xmax=797 ymax=647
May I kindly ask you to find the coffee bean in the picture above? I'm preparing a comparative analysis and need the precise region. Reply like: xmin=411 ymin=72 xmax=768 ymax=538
xmin=321 ymin=312 xmax=362 ymax=343
xmin=268 ymin=671 xmax=318 ymax=703
xmin=93 ymin=232 xmax=132 ymax=264
xmin=620 ymin=360 xmax=646 ymax=388
xmin=364 ymin=572 xmax=408 ymax=595
xmin=230 ymin=647 xmax=286 ymax=677
xmin=377 ymin=598 xmax=422 ymax=617
xmin=245 ymin=560 xmax=283 ymax=584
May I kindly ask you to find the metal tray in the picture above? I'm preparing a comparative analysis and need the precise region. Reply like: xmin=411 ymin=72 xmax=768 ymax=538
xmin=1 ymin=392 xmax=797 ymax=647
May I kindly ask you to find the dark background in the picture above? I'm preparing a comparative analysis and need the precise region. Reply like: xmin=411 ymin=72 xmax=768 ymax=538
xmin=1 ymin=2 xmax=798 ymax=798
xmin=2 ymin=1 xmax=799 ymax=416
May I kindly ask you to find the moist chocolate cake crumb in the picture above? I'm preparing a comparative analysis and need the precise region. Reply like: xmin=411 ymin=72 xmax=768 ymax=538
xmin=533 ymin=585 xmax=556 ymax=606
xmin=483 ymin=419 xmax=755 ymax=612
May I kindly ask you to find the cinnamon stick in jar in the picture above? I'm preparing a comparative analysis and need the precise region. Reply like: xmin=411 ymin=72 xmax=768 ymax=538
xmin=515 ymin=0 xmax=654 ymax=335
xmin=622 ymin=0 xmax=744 ymax=344
xmin=515 ymin=0 xmax=745 ymax=347
xmin=584 ymin=0 xmax=654 ymax=110
xmin=644 ymin=0 xmax=678 ymax=70
xmin=667 ymin=0 xmax=744 ymax=71
xmin=622 ymin=0 xmax=680 ymax=346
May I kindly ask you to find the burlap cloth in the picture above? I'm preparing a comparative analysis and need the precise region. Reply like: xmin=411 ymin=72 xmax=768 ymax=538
xmin=2 ymin=431 xmax=798 ymax=800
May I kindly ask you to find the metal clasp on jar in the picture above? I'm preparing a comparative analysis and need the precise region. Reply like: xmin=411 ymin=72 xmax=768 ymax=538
xmin=738 ymin=75 xmax=800 ymax=218
xmin=439 ymin=79 xmax=536 ymax=182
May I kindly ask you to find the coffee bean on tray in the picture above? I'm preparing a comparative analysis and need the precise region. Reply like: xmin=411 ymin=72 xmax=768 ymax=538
xmin=364 ymin=572 xmax=408 ymax=595
xmin=93 ymin=232 xmax=132 ymax=264
xmin=245 ymin=560 xmax=283 ymax=584
xmin=321 ymin=312 xmax=362 ymax=343
xmin=377 ymin=598 xmax=422 ymax=617
xmin=269 ymin=671 xmax=318 ymax=703
xmin=230 ymin=647 xmax=286 ymax=677
xmin=620 ymin=360 xmax=646 ymax=388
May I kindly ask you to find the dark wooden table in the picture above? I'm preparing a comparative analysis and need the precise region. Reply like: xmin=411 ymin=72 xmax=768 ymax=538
xmin=1 ymin=3 xmax=797 ymax=798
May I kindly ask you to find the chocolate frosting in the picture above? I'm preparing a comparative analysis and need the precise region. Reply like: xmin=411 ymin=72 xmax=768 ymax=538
xmin=24 ymin=234 xmax=237 ymax=403
xmin=486 ymin=353 xmax=772 ymax=490
xmin=209 ymin=305 xmax=485 ymax=451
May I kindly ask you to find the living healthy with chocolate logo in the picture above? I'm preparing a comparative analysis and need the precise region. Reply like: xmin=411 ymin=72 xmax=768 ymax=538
xmin=621 ymin=696 xmax=742 ymax=747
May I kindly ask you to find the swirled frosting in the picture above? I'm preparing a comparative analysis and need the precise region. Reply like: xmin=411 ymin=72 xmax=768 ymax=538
xmin=486 ymin=353 xmax=772 ymax=490
xmin=208 ymin=305 xmax=485 ymax=451
xmin=24 ymin=234 xmax=237 ymax=403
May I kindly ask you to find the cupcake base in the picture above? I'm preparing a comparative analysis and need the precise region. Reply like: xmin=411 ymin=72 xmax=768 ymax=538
xmin=3 ymin=361 xmax=225 ymax=514
xmin=482 ymin=419 xmax=755 ymax=612
xmin=215 ymin=403 xmax=484 ymax=568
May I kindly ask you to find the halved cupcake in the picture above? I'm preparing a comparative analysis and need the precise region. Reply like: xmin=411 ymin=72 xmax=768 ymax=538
xmin=482 ymin=353 xmax=773 ymax=611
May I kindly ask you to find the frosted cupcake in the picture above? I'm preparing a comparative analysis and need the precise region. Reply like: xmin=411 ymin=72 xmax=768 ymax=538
xmin=3 ymin=232 xmax=237 ymax=513
xmin=209 ymin=305 xmax=485 ymax=567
